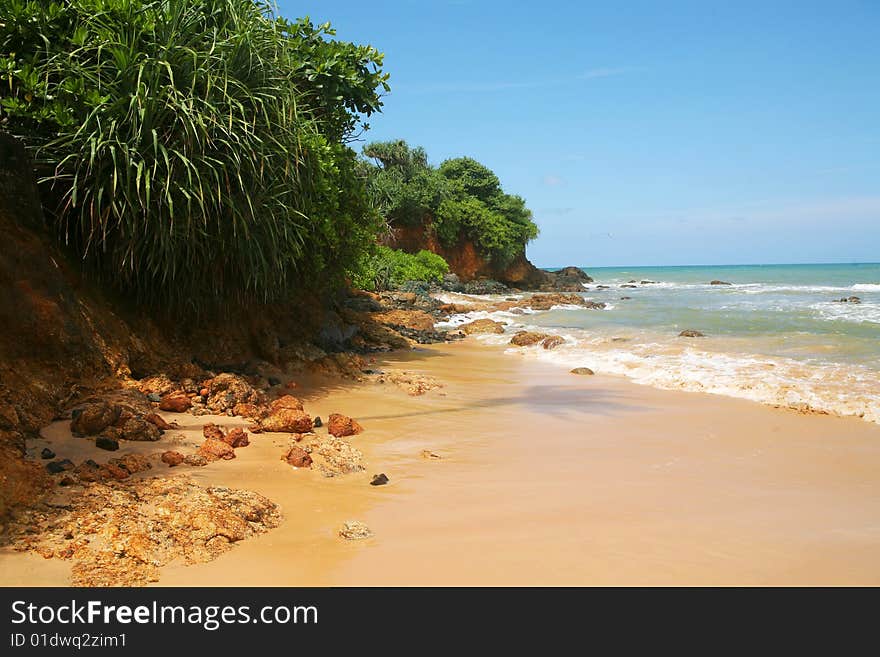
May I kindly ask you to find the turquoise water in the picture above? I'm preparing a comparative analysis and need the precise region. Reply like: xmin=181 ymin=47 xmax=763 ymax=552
xmin=441 ymin=263 xmax=880 ymax=423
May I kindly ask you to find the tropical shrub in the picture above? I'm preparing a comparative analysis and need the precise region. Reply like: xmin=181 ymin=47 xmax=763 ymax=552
xmin=350 ymin=246 xmax=448 ymax=291
xmin=0 ymin=0 xmax=389 ymax=309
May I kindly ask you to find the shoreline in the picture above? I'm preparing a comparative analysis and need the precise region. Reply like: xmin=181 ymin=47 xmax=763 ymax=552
xmin=5 ymin=338 xmax=880 ymax=586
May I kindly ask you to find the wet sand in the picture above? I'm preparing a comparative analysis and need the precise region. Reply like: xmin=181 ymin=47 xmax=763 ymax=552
xmin=4 ymin=340 xmax=880 ymax=585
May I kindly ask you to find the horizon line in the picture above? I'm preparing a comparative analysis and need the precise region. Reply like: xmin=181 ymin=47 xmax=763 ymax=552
xmin=537 ymin=261 xmax=880 ymax=270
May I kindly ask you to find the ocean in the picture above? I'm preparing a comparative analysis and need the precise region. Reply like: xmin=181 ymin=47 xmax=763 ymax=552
xmin=437 ymin=263 xmax=880 ymax=424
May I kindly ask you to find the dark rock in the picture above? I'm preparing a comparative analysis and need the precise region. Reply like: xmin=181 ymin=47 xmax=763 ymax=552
xmin=641 ymin=280 xmax=657 ymax=284
xmin=59 ymin=476 xmax=76 ymax=486
xmin=596 ymin=285 xmax=610 ymax=289
xmin=95 ymin=436 xmax=119 ymax=451
xmin=542 ymin=266 xmax=593 ymax=291
xmin=144 ymin=412 xmax=174 ymax=431
xmin=570 ymin=367 xmax=595 ymax=375
xmin=679 ymin=329 xmax=705 ymax=337
xmin=620 ymin=296 xmax=632 ymax=300
xmin=70 ymin=401 xmax=121 ymax=436
xmin=268 ymin=376 xmax=282 ymax=387
xmin=710 ymin=280 xmax=732 ymax=285
xmin=147 ymin=393 xmax=162 ymax=403
xmin=370 ymin=473 xmax=389 ymax=486
xmin=313 ymin=416 xmax=323 ymax=428
xmin=40 ymin=447 xmax=55 ymax=459
xmin=46 ymin=459 xmax=74 ymax=474
xmin=834 ymin=296 xmax=861 ymax=304
xmin=439 ymin=273 xmax=465 ymax=293
xmin=463 ymin=279 xmax=509 ymax=295
xmin=621 ymin=284 xmax=637 ymax=288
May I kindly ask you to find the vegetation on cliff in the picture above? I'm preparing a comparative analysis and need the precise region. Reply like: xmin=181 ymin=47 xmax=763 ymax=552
xmin=0 ymin=0 xmax=388 ymax=308
xmin=362 ymin=140 xmax=539 ymax=269
xmin=350 ymin=246 xmax=448 ymax=292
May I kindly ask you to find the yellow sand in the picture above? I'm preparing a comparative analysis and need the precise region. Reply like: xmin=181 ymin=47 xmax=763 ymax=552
xmin=3 ymin=340 xmax=880 ymax=586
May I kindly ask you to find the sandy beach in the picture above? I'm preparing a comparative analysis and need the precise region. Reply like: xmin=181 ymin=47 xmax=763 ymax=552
xmin=3 ymin=338 xmax=880 ymax=586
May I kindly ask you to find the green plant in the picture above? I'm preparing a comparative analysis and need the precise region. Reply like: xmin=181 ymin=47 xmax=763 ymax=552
xmin=0 ymin=0 xmax=388 ymax=309
xmin=350 ymin=246 xmax=448 ymax=291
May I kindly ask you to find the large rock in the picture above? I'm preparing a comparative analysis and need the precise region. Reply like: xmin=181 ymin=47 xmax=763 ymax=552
xmin=198 ymin=438 xmax=235 ymax=461
xmin=710 ymin=280 xmax=732 ymax=285
xmin=282 ymin=445 xmax=312 ymax=468
xmin=269 ymin=395 xmax=304 ymax=412
xmin=541 ymin=335 xmax=565 ymax=350
xmin=70 ymin=402 xmax=121 ymax=436
xmin=224 ymin=427 xmax=249 ymax=448
xmin=260 ymin=408 xmax=313 ymax=433
xmin=327 ymin=413 xmax=363 ymax=438
xmin=544 ymin=266 xmax=593 ymax=291
xmin=679 ymin=329 xmax=705 ymax=337
xmin=202 ymin=373 xmax=266 ymax=416
xmin=161 ymin=451 xmax=185 ymax=467
xmin=460 ymin=319 xmax=506 ymax=335
xmin=159 ymin=393 xmax=191 ymax=413
xmin=570 ymin=367 xmax=595 ymax=375
xmin=509 ymin=331 xmax=550 ymax=347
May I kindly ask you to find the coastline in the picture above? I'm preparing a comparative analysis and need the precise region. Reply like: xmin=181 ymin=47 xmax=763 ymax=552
xmin=5 ymin=338 xmax=880 ymax=586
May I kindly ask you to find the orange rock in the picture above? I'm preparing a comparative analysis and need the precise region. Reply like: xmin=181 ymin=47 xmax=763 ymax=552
xmin=327 ymin=413 xmax=363 ymax=438
xmin=101 ymin=464 xmax=130 ymax=480
xmin=541 ymin=335 xmax=565 ymax=350
xmin=269 ymin=395 xmax=304 ymax=412
xmin=159 ymin=393 xmax=191 ymax=413
xmin=260 ymin=408 xmax=313 ymax=433
xmin=145 ymin=413 xmax=173 ymax=431
xmin=202 ymin=423 xmax=225 ymax=442
xmin=282 ymin=446 xmax=312 ymax=468
xmin=224 ymin=427 xmax=249 ymax=448
xmin=198 ymin=438 xmax=235 ymax=462
xmin=161 ymin=451 xmax=185 ymax=467
xmin=285 ymin=381 xmax=298 ymax=389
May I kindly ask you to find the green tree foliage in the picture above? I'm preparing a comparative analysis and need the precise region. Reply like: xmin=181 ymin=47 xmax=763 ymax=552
xmin=350 ymin=246 xmax=448 ymax=292
xmin=0 ymin=0 xmax=389 ymax=309
xmin=363 ymin=140 xmax=538 ymax=269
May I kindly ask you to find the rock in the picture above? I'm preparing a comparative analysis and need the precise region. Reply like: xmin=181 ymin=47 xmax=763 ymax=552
xmin=46 ymin=459 xmax=75 ymax=474
xmin=159 ymin=393 xmax=191 ymax=413
xmin=509 ymin=331 xmax=550 ymax=347
xmin=224 ymin=427 xmax=249 ymax=448
xmin=339 ymin=521 xmax=373 ymax=540
xmin=282 ymin=446 xmax=312 ymax=468
xmin=144 ymin=413 xmax=174 ymax=431
xmin=101 ymin=463 xmax=130 ymax=480
xmin=260 ymin=408 xmax=313 ymax=433
xmin=232 ymin=403 xmax=266 ymax=419
xmin=679 ymin=329 xmax=705 ymax=337
xmin=70 ymin=402 xmax=121 ymax=436
xmin=834 ymin=296 xmax=862 ymax=304
xmin=108 ymin=453 xmax=151 ymax=475
xmin=285 ymin=381 xmax=298 ymax=389
xmin=710 ymin=280 xmax=732 ymax=285
xmin=621 ymin=284 xmax=637 ymax=289
xmin=327 ymin=413 xmax=363 ymax=438
xmin=596 ymin=285 xmax=610 ymax=289
xmin=268 ymin=377 xmax=282 ymax=387
xmin=313 ymin=416 xmax=323 ymax=428
xmin=641 ymin=280 xmax=657 ymax=284
xmin=95 ymin=436 xmax=119 ymax=451
xmin=202 ymin=373 xmax=266 ymax=416
xmin=570 ymin=367 xmax=595 ymax=375
xmin=619 ymin=296 xmax=632 ymax=300
xmin=543 ymin=266 xmax=593 ymax=291
xmin=370 ymin=473 xmax=389 ymax=486
xmin=198 ymin=438 xmax=236 ymax=461
xmin=460 ymin=319 xmax=506 ymax=335
xmin=40 ymin=447 xmax=55 ymax=459
xmin=147 ymin=393 xmax=162 ymax=403
xmin=161 ymin=451 xmax=185 ymax=467
xmin=269 ymin=395 xmax=304 ymax=412
xmin=463 ymin=279 xmax=509 ymax=295
xmin=541 ymin=336 xmax=565 ymax=350
xmin=117 ymin=417 xmax=161 ymax=442
xmin=421 ymin=450 xmax=442 ymax=460
xmin=183 ymin=454 xmax=208 ymax=467
xmin=59 ymin=476 xmax=76 ymax=487
xmin=202 ymin=423 xmax=226 ymax=442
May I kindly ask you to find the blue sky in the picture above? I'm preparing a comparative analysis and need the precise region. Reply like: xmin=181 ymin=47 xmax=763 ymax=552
xmin=279 ymin=1 xmax=879 ymax=267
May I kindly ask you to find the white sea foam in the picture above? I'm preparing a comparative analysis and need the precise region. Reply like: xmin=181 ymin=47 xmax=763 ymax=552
xmin=853 ymin=283 xmax=880 ymax=291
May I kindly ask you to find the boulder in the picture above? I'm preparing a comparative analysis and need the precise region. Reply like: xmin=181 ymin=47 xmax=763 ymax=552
xmin=570 ymin=367 xmax=595 ymax=375
xmin=144 ymin=413 xmax=174 ymax=431
xmin=202 ymin=423 xmax=226 ymax=442
xmin=710 ymin=280 xmax=732 ymax=285
xmin=460 ymin=319 xmax=506 ymax=335
xmin=108 ymin=454 xmax=151 ymax=475
xmin=541 ymin=336 xmax=565 ymax=350
xmin=46 ymin=459 xmax=75 ymax=474
xmin=224 ymin=427 xmax=249 ymax=448
xmin=370 ymin=473 xmax=389 ymax=486
xmin=679 ymin=329 xmax=705 ymax=337
xmin=260 ymin=408 xmax=313 ymax=433
xmin=40 ymin=447 xmax=55 ymax=459
xmin=202 ymin=373 xmax=266 ymax=415
xmin=269 ymin=395 xmax=304 ymax=412
xmin=161 ymin=451 xmax=185 ymax=467
xmin=184 ymin=454 xmax=208 ymax=467
xmin=159 ymin=393 xmax=191 ymax=413
xmin=198 ymin=438 xmax=235 ymax=461
xmin=95 ymin=436 xmax=119 ymax=451
xmin=834 ymin=296 xmax=862 ymax=304
xmin=313 ymin=416 xmax=323 ymax=428
xmin=70 ymin=402 xmax=121 ymax=436
xmin=327 ymin=413 xmax=363 ymax=438
xmin=282 ymin=445 xmax=312 ymax=468
xmin=509 ymin=331 xmax=550 ymax=347
xmin=117 ymin=417 xmax=161 ymax=442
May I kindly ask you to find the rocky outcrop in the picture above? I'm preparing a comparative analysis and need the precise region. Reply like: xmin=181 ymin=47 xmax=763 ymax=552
xmin=509 ymin=331 xmax=550 ymax=347
xmin=460 ymin=319 xmax=507 ymax=334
